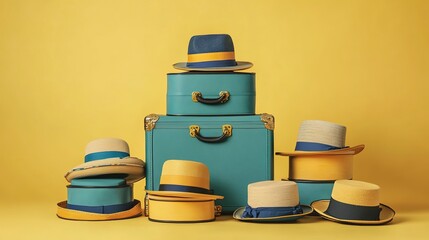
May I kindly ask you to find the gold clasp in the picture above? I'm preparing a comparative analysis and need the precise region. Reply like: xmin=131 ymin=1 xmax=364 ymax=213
xmin=215 ymin=205 xmax=222 ymax=216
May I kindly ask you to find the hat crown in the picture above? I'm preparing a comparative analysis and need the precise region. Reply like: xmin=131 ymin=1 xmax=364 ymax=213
xmin=160 ymin=160 xmax=210 ymax=190
xmin=296 ymin=120 xmax=346 ymax=149
xmin=331 ymin=180 xmax=380 ymax=206
xmin=248 ymin=181 xmax=299 ymax=208
xmin=85 ymin=138 xmax=130 ymax=154
xmin=188 ymin=34 xmax=235 ymax=54
xmin=84 ymin=138 xmax=130 ymax=162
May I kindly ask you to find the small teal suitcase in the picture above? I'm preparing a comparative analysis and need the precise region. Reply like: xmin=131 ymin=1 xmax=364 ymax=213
xmin=167 ymin=72 xmax=255 ymax=116
xmin=144 ymin=114 xmax=274 ymax=213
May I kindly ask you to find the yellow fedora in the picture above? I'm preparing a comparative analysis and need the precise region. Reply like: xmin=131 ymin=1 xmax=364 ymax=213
xmin=65 ymin=138 xmax=145 ymax=184
xmin=276 ymin=120 xmax=364 ymax=181
xmin=311 ymin=180 xmax=395 ymax=225
xmin=146 ymin=160 xmax=224 ymax=200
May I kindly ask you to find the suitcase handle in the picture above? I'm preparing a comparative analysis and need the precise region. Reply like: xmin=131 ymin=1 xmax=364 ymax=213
xmin=189 ymin=125 xmax=232 ymax=143
xmin=192 ymin=91 xmax=230 ymax=105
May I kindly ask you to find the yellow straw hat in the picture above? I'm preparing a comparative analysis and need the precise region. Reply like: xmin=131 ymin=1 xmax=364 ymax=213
xmin=311 ymin=180 xmax=395 ymax=225
xmin=65 ymin=138 xmax=145 ymax=184
xmin=146 ymin=160 xmax=224 ymax=200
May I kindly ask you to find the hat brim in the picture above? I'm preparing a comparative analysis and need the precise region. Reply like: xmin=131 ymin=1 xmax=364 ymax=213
xmin=311 ymin=200 xmax=395 ymax=225
xmin=146 ymin=190 xmax=224 ymax=200
xmin=56 ymin=200 xmax=142 ymax=221
xmin=276 ymin=144 xmax=365 ymax=156
xmin=173 ymin=61 xmax=253 ymax=71
xmin=65 ymin=157 xmax=145 ymax=184
xmin=232 ymin=205 xmax=314 ymax=223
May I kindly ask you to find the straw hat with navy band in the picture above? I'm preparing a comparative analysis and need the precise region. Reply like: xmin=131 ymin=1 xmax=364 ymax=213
xmin=276 ymin=120 xmax=365 ymax=156
xmin=233 ymin=181 xmax=313 ymax=223
xmin=146 ymin=160 xmax=224 ymax=200
xmin=311 ymin=180 xmax=395 ymax=225
xmin=65 ymin=138 xmax=145 ymax=184
xmin=276 ymin=120 xmax=364 ymax=181
xmin=173 ymin=34 xmax=253 ymax=71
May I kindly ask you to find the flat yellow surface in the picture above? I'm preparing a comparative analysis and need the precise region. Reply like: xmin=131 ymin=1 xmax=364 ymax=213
xmin=0 ymin=203 xmax=427 ymax=240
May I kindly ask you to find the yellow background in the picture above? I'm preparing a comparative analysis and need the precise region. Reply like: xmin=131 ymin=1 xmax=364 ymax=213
xmin=0 ymin=0 xmax=428 ymax=239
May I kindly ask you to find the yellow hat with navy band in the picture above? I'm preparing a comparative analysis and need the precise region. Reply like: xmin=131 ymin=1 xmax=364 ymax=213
xmin=146 ymin=160 xmax=224 ymax=200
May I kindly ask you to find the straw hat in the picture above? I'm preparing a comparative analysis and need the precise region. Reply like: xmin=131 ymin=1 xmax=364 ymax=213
xmin=65 ymin=138 xmax=145 ymax=184
xmin=276 ymin=120 xmax=364 ymax=156
xmin=233 ymin=181 xmax=313 ymax=222
xmin=311 ymin=180 xmax=395 ymax=225
xmin=146 ymin=160 xmax=224 ymax=200
xmin=173 ymin=34 xmax=253 ymax=71
xmin=276 ymin=120 xmax=364 ymax=181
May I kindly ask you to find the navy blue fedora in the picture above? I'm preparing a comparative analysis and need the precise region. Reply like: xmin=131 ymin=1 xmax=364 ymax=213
xmin=173 ymin=34 xmax=253 ymax=71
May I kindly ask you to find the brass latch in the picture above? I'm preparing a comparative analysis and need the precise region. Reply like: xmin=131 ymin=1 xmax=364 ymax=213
xmin=189 ymin=125 xmax=232 ymax=138
xmin=215 ymin=205 xmax=223 ymax=216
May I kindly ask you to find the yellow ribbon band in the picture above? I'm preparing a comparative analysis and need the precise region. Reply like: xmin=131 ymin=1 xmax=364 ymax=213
xmin=187 ymin=51 xmax=235 ymax=63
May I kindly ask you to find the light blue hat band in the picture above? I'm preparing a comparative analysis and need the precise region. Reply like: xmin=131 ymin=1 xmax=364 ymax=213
xmin=84 ymin=151 xmax=130 ymax=162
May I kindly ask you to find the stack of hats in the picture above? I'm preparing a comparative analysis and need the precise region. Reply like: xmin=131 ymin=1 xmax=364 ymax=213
xmin=146 ymin=160 xmax=224 ymax=223
xmin=276 ymin=120 xmax=365 ymax=210
xmin=57 ymin=138 xmax=146 ymax=221
xmin=276 ymin=120 xmax=396 ymax=225
xmin=233 ymin=180 xmax=313 ymax=222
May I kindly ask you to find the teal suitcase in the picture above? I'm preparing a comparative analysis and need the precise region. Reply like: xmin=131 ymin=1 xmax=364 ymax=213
xmin=167 ymin=72 xmax=255 ymax=116
xmin=144 ymin=114 xmax=274 ymax=213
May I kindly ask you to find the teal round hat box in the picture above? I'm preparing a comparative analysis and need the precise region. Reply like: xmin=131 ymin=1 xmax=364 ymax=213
xmin=67 ymin=178 xmax=133 ymax=213
xmin=167 ymin=72 xmax=255 ymax=116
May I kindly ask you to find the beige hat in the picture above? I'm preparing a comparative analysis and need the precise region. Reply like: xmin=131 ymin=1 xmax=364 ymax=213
xmin=311 ymin=180 xmax=395 ymax=225
xmin=276 ymin=120 xmax=364 ymax=181
xmin=276 ymin=120 xmax=364 ymax=156
xmin=146 ymin=160 xmax=224 ymax=200
xmin=233 ymin=181 xmax=313 ymax=222
xmin=65 ymin=138 xmax=145 ymax=184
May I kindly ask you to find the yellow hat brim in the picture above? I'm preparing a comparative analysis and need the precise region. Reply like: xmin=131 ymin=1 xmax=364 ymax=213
xmin=56 ymin=200 xmax=142 ymax=221
xmin=65 ymin=157 xmax=145 ymax=184
xmin=311 ymin=200 xmax=395 ymax=225
xmin=276 ymin=144 xmax=365 ymax=157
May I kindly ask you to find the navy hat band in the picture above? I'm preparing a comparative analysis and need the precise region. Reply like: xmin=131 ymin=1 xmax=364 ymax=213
xmin=159 ymin=184 xmax=213 ymax=195
xmin=295 ymin=141 xmax=343 ymax=151
xmin=325 ymin=197 xmax=381 ymax=221
xmin=242 ymin=204 xmax=303 ymax=218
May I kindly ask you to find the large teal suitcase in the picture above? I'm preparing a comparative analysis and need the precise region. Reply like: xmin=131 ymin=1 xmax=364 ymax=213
xmin=144 ymin=114 xmax=274 ymax=213
xmin=167 ymin=72 xmax=255 ymax=116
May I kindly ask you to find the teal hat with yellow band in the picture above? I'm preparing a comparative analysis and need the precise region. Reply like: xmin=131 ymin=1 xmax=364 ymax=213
xmin=173 ymin=34 xmax=253 ymax=71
